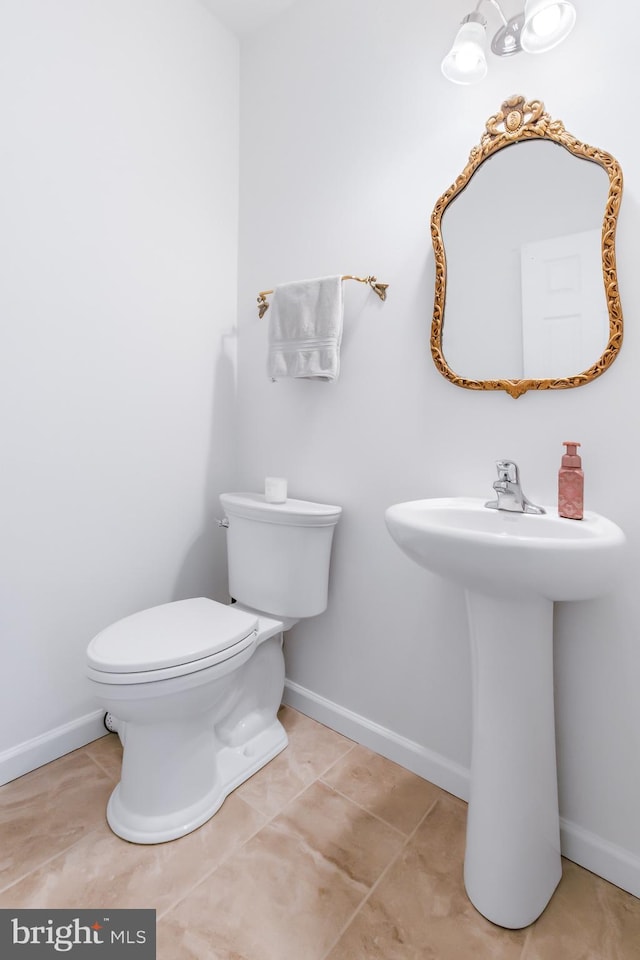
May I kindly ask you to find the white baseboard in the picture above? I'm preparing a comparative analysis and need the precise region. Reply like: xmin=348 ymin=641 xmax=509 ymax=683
xmin=559 ymin=818 xmax=640 ymax=898
xmin=0 ymin=710 xmax=107 ymax=787
xmin=283 ymin=679 xmax=640 ymax=899
xmin=283 ymin=679 xmax=471 ymax=801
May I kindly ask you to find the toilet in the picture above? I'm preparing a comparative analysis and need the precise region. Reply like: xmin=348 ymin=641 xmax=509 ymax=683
xmin=86 ymin=492 xmax=341 ymax=844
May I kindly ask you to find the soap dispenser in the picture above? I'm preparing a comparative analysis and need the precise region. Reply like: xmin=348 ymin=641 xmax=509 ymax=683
xmin=558 ymin=442 xmax=584 ymax=520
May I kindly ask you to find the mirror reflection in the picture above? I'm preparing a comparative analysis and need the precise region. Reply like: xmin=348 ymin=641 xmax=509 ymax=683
xmin=431 ymin=97 xmax=623 ymax=398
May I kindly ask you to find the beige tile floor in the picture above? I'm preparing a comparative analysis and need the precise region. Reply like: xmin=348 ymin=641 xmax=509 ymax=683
xmin=1 ymin=706 xmax=639 ymax=959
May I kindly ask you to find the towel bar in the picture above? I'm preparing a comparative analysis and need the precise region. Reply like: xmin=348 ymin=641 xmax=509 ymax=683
xmin=257 ymin=275 xmax=389 ymax=318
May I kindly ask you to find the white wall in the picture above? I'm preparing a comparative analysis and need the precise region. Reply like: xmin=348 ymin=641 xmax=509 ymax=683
xmin=236 ymin=0 xmax=640 ymax=894
xmin=0 ymin=0 xmax=239 ymax=777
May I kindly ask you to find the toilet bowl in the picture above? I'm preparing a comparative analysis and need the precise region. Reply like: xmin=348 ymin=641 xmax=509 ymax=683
xmin=87 ymin=493 xmax=341 ymax=844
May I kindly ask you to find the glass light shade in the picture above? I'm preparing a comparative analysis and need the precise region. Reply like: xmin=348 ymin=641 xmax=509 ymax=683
xmin=521 ymin=0 xmax=576 ymax=53
xmin=441 ymin=19 xmax=488 ymax=84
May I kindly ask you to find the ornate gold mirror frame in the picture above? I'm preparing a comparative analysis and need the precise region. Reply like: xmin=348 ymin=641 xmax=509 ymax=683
xmin=430 ymin=96 xmax=623 ymax=398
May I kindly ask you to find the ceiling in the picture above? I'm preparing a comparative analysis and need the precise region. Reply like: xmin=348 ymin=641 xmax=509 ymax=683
xmin=199 ymin=0 xmax=299 ymax=37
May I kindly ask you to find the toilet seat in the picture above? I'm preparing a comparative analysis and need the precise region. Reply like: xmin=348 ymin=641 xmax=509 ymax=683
xmin=87 ymin=598 xmax=258 ymax=685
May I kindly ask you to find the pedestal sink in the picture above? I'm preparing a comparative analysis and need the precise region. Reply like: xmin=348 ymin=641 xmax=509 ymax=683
xmin=385 ymin=497 xmax=625 ymax=929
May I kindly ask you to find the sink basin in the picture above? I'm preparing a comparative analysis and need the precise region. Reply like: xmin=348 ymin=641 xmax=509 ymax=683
xmin=385 ymin=496 xmax=625 ymax=601
xmin=385 ymin=495 xmax=625 ymax=929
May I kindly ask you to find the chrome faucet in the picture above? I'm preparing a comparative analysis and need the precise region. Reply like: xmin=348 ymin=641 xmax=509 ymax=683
xmin=485 ymin=460 xmax=546 ymax=515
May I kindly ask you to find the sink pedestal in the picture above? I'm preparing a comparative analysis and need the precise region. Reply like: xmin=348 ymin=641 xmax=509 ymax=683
xmin=464 ymin=591 xmax=562 ymax=929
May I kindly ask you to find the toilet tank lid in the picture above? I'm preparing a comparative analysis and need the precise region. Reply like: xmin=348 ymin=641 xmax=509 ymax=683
xmin=86 ymin=598 xmax=258 ymax=674
xmin=220 ymin=493 xmax=342 ymax=527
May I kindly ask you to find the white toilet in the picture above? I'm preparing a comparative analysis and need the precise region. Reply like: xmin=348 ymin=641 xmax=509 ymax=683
xmin=86 ymin=492 xmax=341 ymax=844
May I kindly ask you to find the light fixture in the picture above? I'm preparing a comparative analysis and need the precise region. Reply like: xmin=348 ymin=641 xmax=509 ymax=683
xmin=441 ymin=0 xmax=577 ymax=84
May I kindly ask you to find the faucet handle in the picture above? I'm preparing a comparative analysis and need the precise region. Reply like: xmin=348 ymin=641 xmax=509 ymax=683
xmin=496 ymin=460 xmax=519 ymax=483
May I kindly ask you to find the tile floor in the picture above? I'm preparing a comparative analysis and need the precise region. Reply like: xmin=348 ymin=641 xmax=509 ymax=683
xmin=1 ymin=706 xmax=639 ymax=959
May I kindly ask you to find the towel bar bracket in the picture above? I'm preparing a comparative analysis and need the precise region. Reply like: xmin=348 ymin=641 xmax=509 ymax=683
xmin=257 ymin=292 xmax=270 ymax=319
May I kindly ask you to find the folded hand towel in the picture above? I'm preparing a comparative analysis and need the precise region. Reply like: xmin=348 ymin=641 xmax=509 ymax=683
xmin=267 ymin=275 xmax=344 ymax=381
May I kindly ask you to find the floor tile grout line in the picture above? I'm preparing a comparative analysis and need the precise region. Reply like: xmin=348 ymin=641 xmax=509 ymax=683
xmin=318 ymin=795 xmax=443 ymax=960
xmin=0 ymin=825 xmax=107 ymax=899
xmin=239 ymin=773 xmax=337 ymax=825
xmin=157 ymin=737 xmax=358 ymax=923
xmin=157 ymin=740 xmax=379 ymax=924
xmin=1 ymin=797 xmax=270 ymax=916
xmin=235 ymin=739 xmax=357 ymax=823
xmin=413 ymin=794 xmax=444 ymax=834
xmin=316 ymin=778 xmax=418 ymax=840
xmin=156 ymin=743 xmax=377 ymax=921
xmin=312 ymin=740 xmax=357 ymax=780
xmin=0 ymin=746 xmax=119 ymax=899
xmin=405 ymin=799 xmax=534 ymax=959
xmin=519 ymin=926 xmax=534 ymax=960
xmin=160 ymin=733 xmax=437 ymax=925
xmin=81 ymin=744 xmax=120 ymax=783
xmin=155 ymin=805 xmax=271 ymax=923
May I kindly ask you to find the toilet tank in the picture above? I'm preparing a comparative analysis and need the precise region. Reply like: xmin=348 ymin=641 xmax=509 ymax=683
xmin=220 ymin=493 xmax=342 ymax=620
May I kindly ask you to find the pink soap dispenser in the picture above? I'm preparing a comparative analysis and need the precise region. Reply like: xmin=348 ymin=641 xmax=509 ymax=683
xmin=558 ymin=442 xmax=584 ymax=520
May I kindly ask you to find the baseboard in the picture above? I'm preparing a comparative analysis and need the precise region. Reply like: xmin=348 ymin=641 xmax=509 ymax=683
xmin=283 ymin=679 xmax=640 ymax=899
xmin=283 ymin=679 xmax=471 ymax=801
xmin=559 ymin=818 xmax=640 ymax=898
xmin=0 ymin=710 xmax=107 ymax=787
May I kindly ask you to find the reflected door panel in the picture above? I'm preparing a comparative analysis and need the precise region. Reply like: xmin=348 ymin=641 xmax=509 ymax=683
xmin=521 ymin=230 xmax=609 ymax=379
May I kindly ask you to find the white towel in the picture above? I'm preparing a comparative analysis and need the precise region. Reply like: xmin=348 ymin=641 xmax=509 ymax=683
xmin=267 ymin=275 xmax=344 ymax=381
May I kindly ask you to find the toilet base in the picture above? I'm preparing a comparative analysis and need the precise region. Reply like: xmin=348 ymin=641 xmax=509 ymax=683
xmin=107 ymin=718 xmax=288 ymax=844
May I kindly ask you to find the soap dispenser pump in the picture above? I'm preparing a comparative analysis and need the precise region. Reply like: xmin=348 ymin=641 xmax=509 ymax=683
xmin=558 ymin=442 xmax=584 ymax=520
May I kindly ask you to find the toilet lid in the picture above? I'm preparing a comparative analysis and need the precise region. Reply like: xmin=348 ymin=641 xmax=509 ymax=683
xmin=87 ymin=598 xmax=258 ymax=674
xmin=221 ymin=492 xmax=342 ymax=526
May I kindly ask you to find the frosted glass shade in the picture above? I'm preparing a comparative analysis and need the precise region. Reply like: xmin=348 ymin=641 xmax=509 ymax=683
xmin=441 ymin=19 xmax=488 ymax=84
xmin=521 ymin=0 xmax=576 ymax=53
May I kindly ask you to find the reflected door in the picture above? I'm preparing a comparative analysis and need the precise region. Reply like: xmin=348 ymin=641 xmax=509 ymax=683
xmin=520 ymin=230 xmax=609 ymax=379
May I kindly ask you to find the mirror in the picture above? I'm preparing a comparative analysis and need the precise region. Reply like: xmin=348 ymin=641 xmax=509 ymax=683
xmin=431 ymin=96 xmax=623 ymax=398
